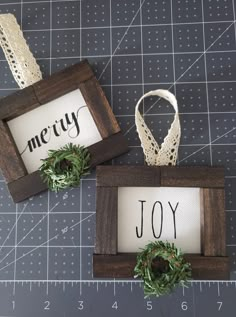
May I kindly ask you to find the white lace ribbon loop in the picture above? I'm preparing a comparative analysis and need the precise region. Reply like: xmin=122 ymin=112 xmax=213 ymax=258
xmin=135 ymin=89 xmax=181 ymax=166
xmin=0 ymin=14 xmax=42 ymax=89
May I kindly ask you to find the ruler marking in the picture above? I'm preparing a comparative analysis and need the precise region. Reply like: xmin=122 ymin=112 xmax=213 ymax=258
xmin=46 ymin=190 xmax=50 ymax=296
xmin=0 ymin=203 xmax=60 ymax=267
xmin=0 ymin=215 xmax=94 ymax=274
xmin=0 ymin=279 xmax=232 ymax=284
xmin=13 ymin=204 xmax=18 ymax=296
xmin=192 ymin=285 xmax=196 ymax=317
xmin=79 ymin=181 xmax=83 ymax=296
xmin=79 ymin=0 xmax=83 ymax=297
xmin=113 ymin=279 xmax=116 ymax=296
xmin=217 ymin=282 xmax=220 ymax=297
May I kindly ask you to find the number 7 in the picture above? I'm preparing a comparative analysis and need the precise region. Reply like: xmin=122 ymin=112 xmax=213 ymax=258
xmin=217 ymin=301 xmax=223 ymax=311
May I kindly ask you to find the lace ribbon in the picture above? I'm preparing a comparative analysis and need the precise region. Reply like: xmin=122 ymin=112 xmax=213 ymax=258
xmin=135 ymin=89 xmax=181 ymax=166
xmin=0 ymin=14 xmax=42 ymax=88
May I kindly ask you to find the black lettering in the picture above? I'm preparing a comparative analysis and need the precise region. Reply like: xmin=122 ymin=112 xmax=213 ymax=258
xmin=20 ymin=106 xmax=87 ymax=155
xmin=68 ymin=112 xmax=80 ymax=138
xmin=40 ymin=128 xmax=49 ymax=144
xmin=152 ymin=201 xmax=163 ymax=239
xmin=136 ymin=200 xmax=146 ymax=238
xmin=52 ymin=120 xmax=61 ymax=137
xmin=27 ymin=136 xmax=41 ymax=152
xmin=60 ymin=115 xmax=69 ymax=132
xmin=168 ymin=201 xmax=179 ymax=239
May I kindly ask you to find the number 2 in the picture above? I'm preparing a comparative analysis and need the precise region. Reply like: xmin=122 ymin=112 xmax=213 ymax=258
xmin=44 ymin=301 xmax=50 ymax=310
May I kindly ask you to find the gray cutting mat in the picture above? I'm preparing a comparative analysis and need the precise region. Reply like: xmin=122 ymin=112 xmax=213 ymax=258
xmin=0 ymin=0 xmax=236 ymax=316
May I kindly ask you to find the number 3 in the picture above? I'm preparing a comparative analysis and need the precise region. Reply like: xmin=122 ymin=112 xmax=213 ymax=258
xmin=78 ymin=301 xmax=84 ymax=310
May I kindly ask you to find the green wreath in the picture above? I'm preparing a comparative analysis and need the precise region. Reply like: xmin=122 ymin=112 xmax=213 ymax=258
xmin=39 ymin=143 xmax=90 ymax=192
xmin=134 ymin=241 xmax=192 ymax=297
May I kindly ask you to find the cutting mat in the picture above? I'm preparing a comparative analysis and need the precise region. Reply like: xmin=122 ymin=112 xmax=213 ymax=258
xmin=0 ymin=0 xmax=236 ymax=316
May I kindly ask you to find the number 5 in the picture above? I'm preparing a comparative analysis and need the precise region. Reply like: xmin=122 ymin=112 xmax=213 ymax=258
xmin=146 ymin=301 xmax=152 ymax=310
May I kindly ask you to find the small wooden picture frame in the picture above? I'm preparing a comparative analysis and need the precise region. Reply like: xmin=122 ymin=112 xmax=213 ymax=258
xmin=93 ymin=166 xmax=229 ymax=280
xmin=0 ymin=60 xmax=128 ymax=202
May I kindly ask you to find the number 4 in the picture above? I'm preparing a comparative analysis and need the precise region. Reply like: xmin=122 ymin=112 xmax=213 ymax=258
xmin=112 ymin=301 xmax=118 ymax=310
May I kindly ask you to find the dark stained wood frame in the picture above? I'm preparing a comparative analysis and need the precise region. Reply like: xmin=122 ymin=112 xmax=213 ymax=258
xmin=0 ymin=60 xmax=128 ymax=202
xmin=93 ymin=166 xmax=229 ymax=280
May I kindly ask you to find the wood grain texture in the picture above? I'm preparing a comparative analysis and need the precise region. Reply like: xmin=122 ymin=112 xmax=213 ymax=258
xmin=34 ymin=60 xmax=93 ymax=105
xmin=161 ymin=166 xmax=224 ymax=188
xmin=0 ymin=120 xmax=27 ymax=182
xmin=201 ymin=188 xmax=226 ymax=256
xmin=0 ymin=59 xmax=127 ymax=202
xmin=96 ymin=165 xmax=161 ymax=187
xmin=8 ymin=133 xmax=128 ymax=202
xmin=89 ymin=132 xmax=128 ymax=168
xmin=79 ymin=76 xmax=120 ymax=138
xmin=94 ymin=165 xmax=228 ymax=280
xmin=0 ymin=60 xmax=93 ymax=121
xmin=0 ymin=86 xmax=40 ymax=121
xmin=93 ymin=254 xmax=229 ymax=280
xmin=8 ymin=171 xmax=47 ymax=203
xmin=184 ymin=254 xmax=229 ymax=280
xmin=95 ymin=187 xmax=118 ymax=255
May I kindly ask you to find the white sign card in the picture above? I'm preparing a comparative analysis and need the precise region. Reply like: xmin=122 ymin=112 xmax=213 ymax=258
xmin=118 ymin=187 xmax=201 ymax=253
xmin=8 ymin=89 xmax=102 ymax=173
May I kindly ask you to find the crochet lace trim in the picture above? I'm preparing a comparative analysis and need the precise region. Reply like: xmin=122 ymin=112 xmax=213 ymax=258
xmin=0 ymin=14 xmax=42 ymax=88
xmin=135 ymin=89 xmax=181 ymax=166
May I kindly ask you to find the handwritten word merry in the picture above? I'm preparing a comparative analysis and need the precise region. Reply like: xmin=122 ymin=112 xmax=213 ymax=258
xmin=20 ymin=106 xmax=86 ymax=155
xmin=136 ymin=200 xmax=179 ymax=239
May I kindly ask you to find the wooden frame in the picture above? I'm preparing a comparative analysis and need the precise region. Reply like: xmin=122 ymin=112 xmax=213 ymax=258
xmin=93 ymin=166 xmax=229 ymax=280
xmin=0 ymin=60 xmax=128 ymax=202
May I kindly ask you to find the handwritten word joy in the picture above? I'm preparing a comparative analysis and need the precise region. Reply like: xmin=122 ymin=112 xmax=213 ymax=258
xmin=20 ymin=105 xmax=86 ymax=155
xmin=136 ymin=200 xmax=179 ymax=239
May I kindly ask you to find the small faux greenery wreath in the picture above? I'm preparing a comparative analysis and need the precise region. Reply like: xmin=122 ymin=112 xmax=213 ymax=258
xmin=134 ymin=241 xmax=192 ymax=297
xmin=39 ymin=143 xmax=90 ymax=192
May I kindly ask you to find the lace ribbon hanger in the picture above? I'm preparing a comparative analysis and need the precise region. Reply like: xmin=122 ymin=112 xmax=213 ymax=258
xmin=0 ymin=14 xmax=42 ymax=88
xmin=135 ymin=89 xmax=181 ymax=166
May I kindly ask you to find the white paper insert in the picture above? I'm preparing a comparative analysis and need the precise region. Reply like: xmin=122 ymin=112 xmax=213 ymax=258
xmin=118 ymin=187 xmax=201 ymax=253
xmin=8 ymin=89 xmax=102 ymax=173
